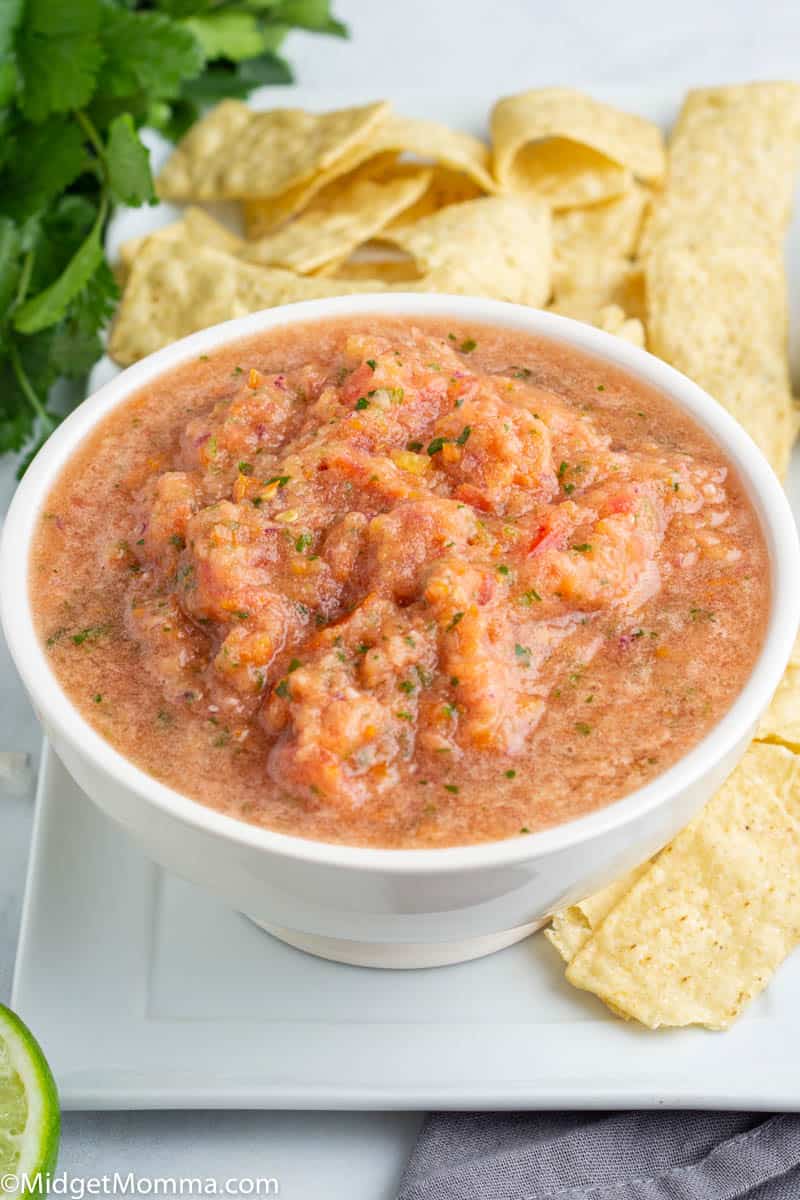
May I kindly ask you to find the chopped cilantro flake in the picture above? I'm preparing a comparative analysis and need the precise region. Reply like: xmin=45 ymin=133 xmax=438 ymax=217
xmin=71 ymin=625 xmax=108 ymax=646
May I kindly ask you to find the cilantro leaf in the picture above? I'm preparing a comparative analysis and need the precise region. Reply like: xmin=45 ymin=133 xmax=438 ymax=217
xmin=182 ymin=12 xmax=268 ymax=62
xmin=236 ymin=52 xmax=294 ymax=87
xmin=106 ymin=114 xmax=155 ymax=206
xmin=23 ymin=0 xmax=102 ymax=36
xmin=14 ymin=204 xmax=105 ymax=334
xmin=0 ymin=0 xmax=24 ymax=106
xmin=1 ymin=118 xmax=88 ymax=221
xmin=49 ymin=261 xmax=119 ymax=379
xmin=96 ymin=8 xmax=204 ymax=101
xmin=271 ymin=0 xmax=348 ymax=36
xmin=18 ymin=1 xmax=104 ymax=122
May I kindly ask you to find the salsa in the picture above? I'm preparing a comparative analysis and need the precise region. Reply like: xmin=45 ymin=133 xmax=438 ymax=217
xmin=31 ymin=317 xmax=770 ymax=848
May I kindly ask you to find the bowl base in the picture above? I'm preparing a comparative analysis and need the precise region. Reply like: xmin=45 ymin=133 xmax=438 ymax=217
xmin=246 ymin=917 xmax=546 ymax=968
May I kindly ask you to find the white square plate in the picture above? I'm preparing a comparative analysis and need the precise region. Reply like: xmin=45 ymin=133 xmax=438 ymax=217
xmin=11 ymin=746 xmax=800 ymax=1110
xmin=14 ymin=87 xmax=800 ymax=1111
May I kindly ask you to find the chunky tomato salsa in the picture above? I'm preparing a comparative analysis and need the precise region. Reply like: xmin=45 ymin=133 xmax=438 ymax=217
xmin=31 ymin=317 xmax=770 ymax=847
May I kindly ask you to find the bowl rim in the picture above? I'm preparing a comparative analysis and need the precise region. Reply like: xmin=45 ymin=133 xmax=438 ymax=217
xmin=3 ymin=292 xmax=798 ymax=874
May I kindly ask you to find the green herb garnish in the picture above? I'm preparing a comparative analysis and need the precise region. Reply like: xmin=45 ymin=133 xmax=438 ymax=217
xmin=71 ymin=624 xmax=108 ymax=646
xmin=0 ymin=1 xmax=347 ymax=475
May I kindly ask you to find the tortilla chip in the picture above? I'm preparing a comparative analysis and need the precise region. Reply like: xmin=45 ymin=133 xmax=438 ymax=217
xmin=242 ymin=112 xmax=496 ymax=236
xmin=491 ymin=88 xmax=665 ymax=209
xmin=242 ymin=167 xmax=431 ymax=275
xmin=565 ymin=742 xmax=800 ymax=1030
xmin=157 ymin=99 xmax=391 ymax=202
xmin=116 ymin=208 xmax=244 ymax=285
xmin=109 ymin=243 xmax=384 ymax=367
xmin=641 ymin=82 xmax=800 ymax=256
xmin=758 ymin=634 xmax=800 ymax=751
xmin=383 ymin=196 xmax=552 ymax=307
xmin=549 ymin=297 xmax=645 ymax=348
xmin=552 ymin=185 xmax=650 ymax=302
xmin=546 ymin=862 xmax=653 ymax=963
xmin=594 ymin=304 xmax=645 ymax=347
xmin=329 ymin=257 xmax=420 ymax=283
xmin=383 ymin=167 xmax=485 ymax=230
xmin=611 ymin=263 xmax=647 ymax=323
xmin=646 ymin=242 xmax=794 ymax=476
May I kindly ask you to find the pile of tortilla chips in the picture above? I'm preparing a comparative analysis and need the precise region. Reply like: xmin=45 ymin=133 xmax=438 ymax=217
xmin=111 ymin=88 xmax=668 ymax=369
xmin=111 ymin=82 xmax=800 ymax=484
xmin=110 ymin=86 xmax=800 ymax=1030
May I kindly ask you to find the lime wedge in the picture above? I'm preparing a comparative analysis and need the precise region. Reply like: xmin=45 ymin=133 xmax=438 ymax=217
xmin=0 ymin=1005 xmax=60 ymax=1200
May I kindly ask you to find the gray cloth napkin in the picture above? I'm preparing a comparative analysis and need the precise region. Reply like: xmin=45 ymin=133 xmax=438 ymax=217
xmin=396 ymin=1113 xmax=800 ymax=1199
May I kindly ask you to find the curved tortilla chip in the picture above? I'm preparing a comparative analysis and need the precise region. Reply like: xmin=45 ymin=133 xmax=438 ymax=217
xmin=546 ymin=862 xmax=653 ymax=963
xmin=243 ymin=112 xmax=496 ymax=236
xmin=565 ymin=742 xmax=800 ymax=1030
xmin=491 ymin=88 xmax=665 ymax=209
xmin=382 ymin=196 xmax=552 ymax=307
xmin=157 ymin=99 xmax=391 ymax=201
xmin=242 ymin=167 xmax=431 ymax=274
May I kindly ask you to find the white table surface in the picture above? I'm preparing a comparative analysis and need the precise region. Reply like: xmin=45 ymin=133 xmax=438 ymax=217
xmin=2 ymin=0 xmax=800 ymax=1192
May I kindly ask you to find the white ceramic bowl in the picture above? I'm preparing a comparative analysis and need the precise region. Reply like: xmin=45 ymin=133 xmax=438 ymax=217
xmin=3 ymin=294 xmax=799 ymax=968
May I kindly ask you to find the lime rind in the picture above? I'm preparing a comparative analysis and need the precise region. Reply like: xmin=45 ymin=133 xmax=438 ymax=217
xmin=0 ymin=1005 xmax=60 ymax=1200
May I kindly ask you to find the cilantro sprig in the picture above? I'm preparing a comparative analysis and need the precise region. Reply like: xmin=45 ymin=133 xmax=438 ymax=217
xmin=0 ymin=0 xmax=346 ymax=473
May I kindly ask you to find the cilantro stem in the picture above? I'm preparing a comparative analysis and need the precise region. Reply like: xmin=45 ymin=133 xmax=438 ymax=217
xmin=74 ymin=110 xmax=108 ymax=176
xmin=8 ymin=340 xmax=54 ymax=433
xmin=14 ymin=251 xmax=34 ymax=309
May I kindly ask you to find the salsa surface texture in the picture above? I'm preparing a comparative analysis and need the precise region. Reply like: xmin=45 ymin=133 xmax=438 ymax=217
xmin=31 ymin=317 xmax=770 ymax=848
